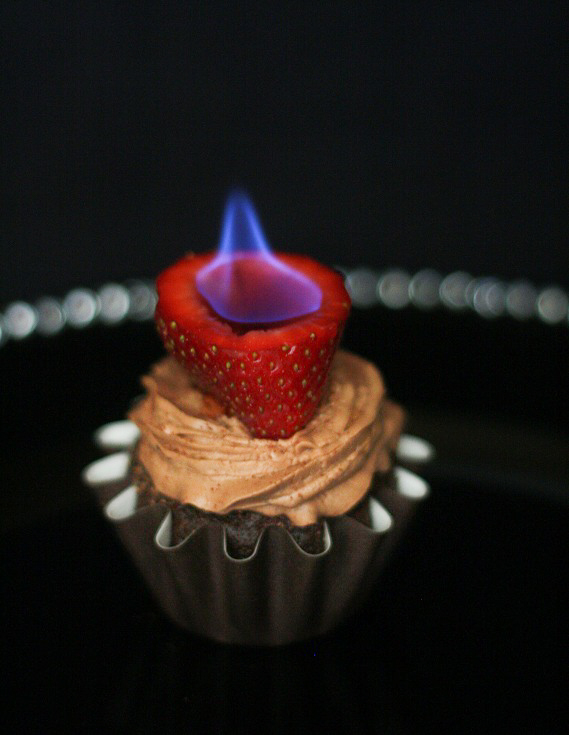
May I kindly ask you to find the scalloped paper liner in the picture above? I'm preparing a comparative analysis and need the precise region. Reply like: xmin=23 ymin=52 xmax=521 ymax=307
xmin=84 ymin=421 xmax=432 ymax=645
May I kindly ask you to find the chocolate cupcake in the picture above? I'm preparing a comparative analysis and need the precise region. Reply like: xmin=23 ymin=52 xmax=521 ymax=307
xmin=82 ymin=193 xmax=433 ymax=645
xmin=83 ymin=350 xmax=432 ymax=645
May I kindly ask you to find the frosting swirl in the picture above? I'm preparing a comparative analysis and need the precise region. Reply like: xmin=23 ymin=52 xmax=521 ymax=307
xmin=129 ymin=350 xmax=404 ymax=525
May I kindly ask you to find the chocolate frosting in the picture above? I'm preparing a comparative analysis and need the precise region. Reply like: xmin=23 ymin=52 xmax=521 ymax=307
xmin=129 ymin=350 xmax=404 ymax=525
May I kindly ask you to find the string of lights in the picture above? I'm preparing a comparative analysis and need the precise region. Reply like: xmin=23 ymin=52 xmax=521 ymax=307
xmin=1 ymin=269 xmax=567 ymax=346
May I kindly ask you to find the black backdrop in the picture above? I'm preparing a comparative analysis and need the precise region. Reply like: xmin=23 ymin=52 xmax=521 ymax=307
xmin=2 ymin=1 xmax=567 ymax=301
xmin=1 ymin=6 xmax=568 ymax=732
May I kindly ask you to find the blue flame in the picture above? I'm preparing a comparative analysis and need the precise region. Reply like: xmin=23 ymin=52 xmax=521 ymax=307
xmin=217 ymin=190 xmax=271 ymax=258
xmin=196 ymin=192 xmax=322 ymax=323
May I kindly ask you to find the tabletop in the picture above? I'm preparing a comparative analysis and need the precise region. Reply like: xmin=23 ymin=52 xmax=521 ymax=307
xmin=1 ymin=308 xmax=567 ymax=733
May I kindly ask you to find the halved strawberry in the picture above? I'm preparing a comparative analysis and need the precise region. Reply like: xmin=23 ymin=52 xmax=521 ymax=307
xmin=154 ymin=252 xmax=350 ymax=439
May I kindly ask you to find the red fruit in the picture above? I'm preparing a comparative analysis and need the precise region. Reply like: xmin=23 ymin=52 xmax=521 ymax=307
xmin=154 ymin=252 xmax=351 ymax=439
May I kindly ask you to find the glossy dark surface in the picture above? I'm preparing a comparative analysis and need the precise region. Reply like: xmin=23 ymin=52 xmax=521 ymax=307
xmin=1 ymin=311 xmax=567 ymax=733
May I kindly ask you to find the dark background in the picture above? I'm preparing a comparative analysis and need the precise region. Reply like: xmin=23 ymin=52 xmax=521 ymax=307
xmin=1 ymin=1 xmax=568 ymax=301
xmin=1 ymin=4 xmax=568 ymax=733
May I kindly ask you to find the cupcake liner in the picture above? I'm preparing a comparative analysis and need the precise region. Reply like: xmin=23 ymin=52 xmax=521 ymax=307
xmin=83 ymin=421 xmax=432 ymax=646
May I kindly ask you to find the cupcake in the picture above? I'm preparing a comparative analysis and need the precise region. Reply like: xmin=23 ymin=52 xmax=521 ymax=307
xmin=82 ymin=193 xmax=433 ymax=645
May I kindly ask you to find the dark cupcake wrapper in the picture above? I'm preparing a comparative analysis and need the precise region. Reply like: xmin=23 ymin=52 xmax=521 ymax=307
xmin=84 ymin=422 xmax=432 ymax=646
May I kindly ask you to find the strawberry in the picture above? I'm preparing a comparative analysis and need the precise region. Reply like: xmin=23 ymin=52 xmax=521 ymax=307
xmin=154 ymin=252 xmax=350 ymax=439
